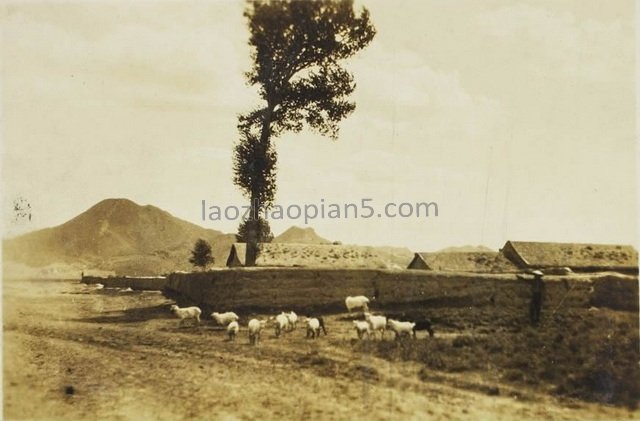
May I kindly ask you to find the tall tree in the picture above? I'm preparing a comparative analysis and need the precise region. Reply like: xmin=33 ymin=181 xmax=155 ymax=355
xmin=234 ymin=0 xmax=376 ymax=265
xmin=189 ymin=238 xmax=214 ymax=270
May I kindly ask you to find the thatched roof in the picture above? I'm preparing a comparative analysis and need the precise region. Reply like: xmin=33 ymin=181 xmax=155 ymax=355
xmin=502 ymin=241 xmax=638 ymax=270
xmin=226 ymin=243 xmax=396 ymax=269
xmin=410 ymin=251 xmax=518 ymax=272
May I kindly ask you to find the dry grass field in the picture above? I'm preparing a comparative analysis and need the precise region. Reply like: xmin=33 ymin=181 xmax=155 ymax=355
xmin=4 ymin=277 xmax=639 ymax=420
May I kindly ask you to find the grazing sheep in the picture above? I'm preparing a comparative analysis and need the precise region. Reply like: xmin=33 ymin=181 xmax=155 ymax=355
xmin=274 ymin=312 xmax=290 ymax=337
xmin=285 ymin=311 xmax=298 ymax=330
xmin=211 ymin=311 xmax=239 ymax=326
xmin=248 ymin=319 xmax=266 ymax=345
xmin=387 ymin=319 xmax=416 ymax=340
xmin=306 ymin=318 xmax=321 ymax=339
xmin=345 ymin=296 xmax=370 ymax=313
xmin=227 ymin=321 xmax=239 ymax=341
xmin=364 ymin=312 xmax=387 ymax=339
xmin=170 ymin=305 xmax=202 ymax=327
xmin=386 ymin=312 xmax=435 ymax=337
xmin=305 ymin=315 xmax=328 ymax=335
xmin=353 ymin=320 xmax=371 ymax=340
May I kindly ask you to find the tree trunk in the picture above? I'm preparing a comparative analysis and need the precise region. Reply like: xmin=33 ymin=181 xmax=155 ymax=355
xmin=245 ymin=104 xmax=274 ymax=267
xmin=245 ymin=195 xmax=259 ymax=266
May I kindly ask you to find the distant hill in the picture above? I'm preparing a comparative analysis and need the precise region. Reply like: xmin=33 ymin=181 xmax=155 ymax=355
xmin=273 ymin=226 xmax=331 ymax=244
xmin=3 ymin=199 xmax=416 ymax=276
xmin=437 ymin=245 xmax=494 ymax=253
xmin=3 ymin=198 xmax=236 ymax=276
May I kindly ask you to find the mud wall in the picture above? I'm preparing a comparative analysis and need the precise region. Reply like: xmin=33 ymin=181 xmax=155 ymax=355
xmin=163 ymin=269 xmax=637 ymax=313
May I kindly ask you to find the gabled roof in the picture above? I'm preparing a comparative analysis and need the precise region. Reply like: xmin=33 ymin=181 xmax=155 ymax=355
xmin=226 ymin=243 xmax=394 ymax=268
xmin=503 ymin=241 xmax=638 ymax=269
xmin=226 ymin=243 xmax=246 ymax=266
xmin=411 ymin=251 xmax=518 ymax=272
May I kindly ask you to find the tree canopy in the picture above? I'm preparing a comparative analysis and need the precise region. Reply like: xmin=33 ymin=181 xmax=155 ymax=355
xmin=233 ymin=0 xmax=376 ymax=263
xmin=189 ymin=238 xmax=214 ymax=269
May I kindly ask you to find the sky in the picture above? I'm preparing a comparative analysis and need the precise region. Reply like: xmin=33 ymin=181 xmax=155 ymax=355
xmin=1 ymin=0 xmax=637 ymax=251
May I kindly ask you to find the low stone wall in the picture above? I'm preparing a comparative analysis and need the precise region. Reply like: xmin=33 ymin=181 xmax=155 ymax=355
xmin=81 ymin=275 xmax=168 ymax=291
xmin=164 ymin=269 xmax=637 ymax=313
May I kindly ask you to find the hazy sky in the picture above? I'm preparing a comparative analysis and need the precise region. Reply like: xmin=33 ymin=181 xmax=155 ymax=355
xmin=2 ymin=0 xmax=636 ymax=251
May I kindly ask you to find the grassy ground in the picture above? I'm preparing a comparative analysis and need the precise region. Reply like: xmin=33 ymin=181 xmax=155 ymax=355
xmin=352 ymin=304 xmax=640 ymax=409
xmin=13 ymin=279 xmax=639 ymax=420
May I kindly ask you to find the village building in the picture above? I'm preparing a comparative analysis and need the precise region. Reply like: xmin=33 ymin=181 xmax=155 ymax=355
xmin=407 ymin=251 xmax=518 ymax=273
xmin=499 ymin=241 xmax=638 ymax=274
xmin=226 ymin=243 xmax=397 ymax=269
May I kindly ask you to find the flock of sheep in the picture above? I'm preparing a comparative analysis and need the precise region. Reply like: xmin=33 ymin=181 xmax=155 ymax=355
xmin=169 ymin=295 xmax=435 ymax=345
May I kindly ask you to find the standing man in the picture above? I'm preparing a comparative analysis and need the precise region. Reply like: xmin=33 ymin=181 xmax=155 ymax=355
xmin=529 ymin=270 xmax=545 ymax=325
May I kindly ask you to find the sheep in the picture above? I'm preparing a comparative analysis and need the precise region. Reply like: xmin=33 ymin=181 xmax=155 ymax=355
xmin=211 ymin=311 xmax=240 ymax=326
xmin=385 ymin=312 xmax=435 ymax=337
xmin=364 ymin=312 xmax=387 ymax=339
xmin=227 ymin=321 xmax=239 ymax=341
xmin=305 ymin=315 xmax=327 ymax=335
xmin=285 ymin=311 xmax=298 ymax=331
xmin=170 ymin=304 xmax=201 ymax=327
xmin=306 ymin=318 xmax=321 ymax=339
xmin=248 ymin=318 xmax=266 ymax=345
xmin=387 ymin=319 xmax=416 ymax=340
xmin=273 ymin=312 xmax=290 ymax=337
xmin=353 ymin=320 xmax=371 ymax=340
xmin=94 ymin=283 xmax=104 ymax=290
xmin=345 ymin=295 xmax=370 ymax=314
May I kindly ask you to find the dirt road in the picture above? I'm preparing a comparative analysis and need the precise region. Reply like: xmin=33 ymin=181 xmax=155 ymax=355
xmin=4 ymin=279 xmax=636 ymax=420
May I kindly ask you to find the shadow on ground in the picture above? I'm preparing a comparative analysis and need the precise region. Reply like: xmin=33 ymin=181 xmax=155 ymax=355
xmin=75 ymin=304 xmax=173 ymax=324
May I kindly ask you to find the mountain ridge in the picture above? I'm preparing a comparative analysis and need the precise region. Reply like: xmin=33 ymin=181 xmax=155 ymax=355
xmin=3 ymin=198 xmax=416 ymax=276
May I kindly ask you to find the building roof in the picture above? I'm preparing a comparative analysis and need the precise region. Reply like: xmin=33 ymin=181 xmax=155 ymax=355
xmin=226 ymin=243 xmax=396 ymax=269
xmin=227 ymin=243 xmax=247 ymax=266
xmin=503 ymin=241 xmax=638 ymax=269
xmin=411 ymin=251 xmax=518 ymax=272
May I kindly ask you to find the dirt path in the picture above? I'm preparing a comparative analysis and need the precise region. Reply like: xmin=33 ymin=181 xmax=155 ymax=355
xmin=4 ymin=279 xmax=636 ymax=420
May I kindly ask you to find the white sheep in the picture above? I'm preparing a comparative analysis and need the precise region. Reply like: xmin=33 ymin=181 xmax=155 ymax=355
xmin=353 ymin=320 xmax=371 ymax=340
xmin=345 ymin=296 xmax=370 ymax=313
xmin=170 ymin=304 xmax=202 ymax=327
xmin=227 ymin=321 xmax=239 ymax=341
xmin=248 ymin=318 xmax=266 ymax=345
xmin=306 ymin=318 xmax=321 ymax=339
xmin=211 ymin=311 xmax=239 ymax=326
xmin=273 ymin=312 xmax=290 ymax=337
xmin=285 ymin=311 xmax=298 ymax=331
xmin=364 ymin=312 xmax=387 ymax=339
xmin=387 ymin=319 xmax=416 ymax=340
